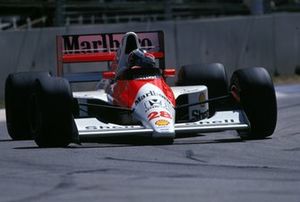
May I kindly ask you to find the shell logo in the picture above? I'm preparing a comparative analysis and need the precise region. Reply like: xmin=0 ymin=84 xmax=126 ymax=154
xmin=199 ymin=92 xmax=206 ymax=107
xmin=155 ymin=120 xmax=170 ymax=126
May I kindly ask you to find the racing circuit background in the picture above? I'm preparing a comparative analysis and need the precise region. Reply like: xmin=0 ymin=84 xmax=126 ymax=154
xmin=1 ymin=1 xmax=300 ymax=202
xmin=0 ymin=12 xmax=300 ymax=99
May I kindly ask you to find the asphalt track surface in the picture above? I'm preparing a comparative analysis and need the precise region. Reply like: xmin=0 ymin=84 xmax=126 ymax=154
xmin=1 ymin=85 xmax=300 ymax=202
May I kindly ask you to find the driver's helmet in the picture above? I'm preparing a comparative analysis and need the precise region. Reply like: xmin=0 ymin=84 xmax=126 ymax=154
xmin=127 ymin=48 xmax=156 ymax=68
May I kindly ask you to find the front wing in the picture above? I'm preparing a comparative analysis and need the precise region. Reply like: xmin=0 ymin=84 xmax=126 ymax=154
xmin=75 ymin=110 xmax=250 ymax=141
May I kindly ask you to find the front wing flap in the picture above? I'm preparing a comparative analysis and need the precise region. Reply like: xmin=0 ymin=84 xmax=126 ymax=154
xmin=75 ymin=110 xmax=250 ymax=140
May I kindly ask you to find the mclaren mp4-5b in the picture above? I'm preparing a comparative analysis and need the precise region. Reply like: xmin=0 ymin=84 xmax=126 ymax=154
xmin=5 ymin=31 xmax=277 ymax=147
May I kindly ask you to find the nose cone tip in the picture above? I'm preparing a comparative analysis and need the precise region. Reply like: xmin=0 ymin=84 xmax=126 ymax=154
xmin=152 ymin=131 xmax=175 ymax=138
xmin=151 ymin=119 xmax=175 ymax=138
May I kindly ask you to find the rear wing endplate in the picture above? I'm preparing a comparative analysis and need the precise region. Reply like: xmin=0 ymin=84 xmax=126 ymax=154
xmin=56 ymin=31 xmax=165 ymax=82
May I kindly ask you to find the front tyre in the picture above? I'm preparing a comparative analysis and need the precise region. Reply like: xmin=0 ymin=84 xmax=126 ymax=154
xmin=230 ymin=67 xmax=277 ymax=139
xmin=5 ymin=72 xmax=50 ymax=140
xmin=31 ymin=77 xmax=78 ymax=147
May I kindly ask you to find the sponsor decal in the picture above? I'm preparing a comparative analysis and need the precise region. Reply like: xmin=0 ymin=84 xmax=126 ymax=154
xmin=199 ymin=92 xmax=206 ymax=107
xmin=63 ymin=33 xmax=155 ymax=54
xmin=135 ymin=90 xmax=171 ymax=106
xmin=155 ymin=120 xmax=170 ymax=126
xmin=190 ymin=92 xmax=209 ymax=121
xmin=146 ymin=99 xmax=162 ymax=107
xmin=191 ymin=110 xmax=209 ymax=121
xmin=144 ymin=99 xmax=168 ymax=112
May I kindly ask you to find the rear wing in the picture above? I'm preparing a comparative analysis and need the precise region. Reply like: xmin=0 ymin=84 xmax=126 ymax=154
xmin=56 ymin=31 xmax=165 ymax=82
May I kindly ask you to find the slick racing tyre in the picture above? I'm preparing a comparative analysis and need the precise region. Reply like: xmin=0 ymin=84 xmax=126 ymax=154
xmin=230 ymin=67 xmax=277 ymax=139
xmin=5 ymin=71 xmax=51 ymax=140
xmin=176 ymin=63 xmax=228 ymax=113
xmin=30 ymin=76 xmax=77 ymax=147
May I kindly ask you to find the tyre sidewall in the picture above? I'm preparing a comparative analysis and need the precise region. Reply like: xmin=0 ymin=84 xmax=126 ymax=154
xmin=5 ymin=72 xmax=50 ymax=140
xmin=231 ymin=67 xmax=277 ymax=139
xmin=32 ymin=77 xmax=75 ymax=147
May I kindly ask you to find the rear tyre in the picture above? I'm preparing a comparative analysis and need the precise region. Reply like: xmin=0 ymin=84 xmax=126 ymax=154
xmin=230 ymin=67 xmax=277 ymax=139
xmin=176 ymin=63 xmax=228 ymax=112
xmin=30 ymin=77 xmax=77 ymax=147
xmin=5 ymin=72 xmax=50 ymax=140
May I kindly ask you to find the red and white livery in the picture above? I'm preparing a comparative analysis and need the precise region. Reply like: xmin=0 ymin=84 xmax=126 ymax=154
xmin=5 ymin=31 xmax=277 ymax=146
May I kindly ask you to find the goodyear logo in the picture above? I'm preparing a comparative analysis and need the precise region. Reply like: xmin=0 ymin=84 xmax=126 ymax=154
xmin=155 ymin=120 xmax=170 ymax=126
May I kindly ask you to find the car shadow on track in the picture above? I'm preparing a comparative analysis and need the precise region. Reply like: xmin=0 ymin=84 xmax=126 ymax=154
xmin=174 ymin=137 xmax=243 ymax=146
xmin=68 ymin=137 xmax=246 ymax=149
xmin=13 ymin=135 xmax=271 ymax=150
xmin=0 ymin=139 xmax=13 ymax=142
xmin=75 ymin=133 xmax=206 ymax=147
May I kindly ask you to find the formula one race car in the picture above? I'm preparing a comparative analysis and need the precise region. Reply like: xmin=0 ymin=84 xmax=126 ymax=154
xmin=5 ymin=31 xmax=277 ymax=147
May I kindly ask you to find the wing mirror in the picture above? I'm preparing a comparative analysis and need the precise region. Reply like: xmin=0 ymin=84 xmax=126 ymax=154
xmin=102 ymin=71 xmax=116 ymax=79
xmin=163 ymin=68 xmax=176 ymax=77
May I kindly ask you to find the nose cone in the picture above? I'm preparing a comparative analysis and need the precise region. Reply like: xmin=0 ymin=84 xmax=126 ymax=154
xmin=134 ymin=103 xmax=175 ymax=138
xmin=132 ymin=83 xmax=175 ymax=138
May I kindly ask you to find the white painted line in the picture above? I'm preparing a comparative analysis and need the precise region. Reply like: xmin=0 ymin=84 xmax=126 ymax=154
xmin=276 ymin=92 xmax=288 ymax=99
xmin=0 ymin=109 xmax=6 ymax=122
